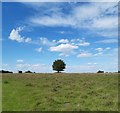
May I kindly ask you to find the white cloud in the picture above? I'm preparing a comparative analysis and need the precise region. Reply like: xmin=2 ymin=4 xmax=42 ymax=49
xmin=9 ymin=27 xmax=24 ymax=42
xmin=30 ymin=14 xmax=75 ymax=27
xmin=31 ymin=64 xmax=46 ymax=70
xmin=58 ymin=39 xmax=69 ymax=43
xmin=59 ymin=53 xmax=69 ymax=57
xmin=9 ymin=3 xmax=118 ymax=47
xmin=40 ymin=37 xmax=55 ymax=46
xmin=25 ymin=38 xmax=32 ymax=43
xmin=87 ymin=62 xmax=97 ymax=65
xmin=92 ymin=16 xmax=118 ymax=29
xmin=9 ymin=27 xmax=32 ymax=43
xmin=73 ymin=4 xmax=100 ymax=22
xmin=94 ymin=52 xmax=103 ymax=56
xmin=95 ymin=48 xmax=103 ymax=52
xmin=17 ymin=59 xmax=24 ymax=63
xmin=78 ymin=42 xmax=90 ymax=46
xmin=70 ymin=38 xmax=90 ymax=46
xmin=94 ymin=47 xmax=111 ymax=56
xmin=35 ymin=37 xmax=90 ymax=57
xmin=96 ymin=30 xmax=118 ymax=38
xmin=57 ymin=31 xmax=72 ymax=34
xmin=2 ymin=64 xmax=13 ymax=71
xmin=29 ymin=2 xmax=118 ymax=31
xmin=77 ymin=52 xmax=92 ymax=57
xmin=96 ymin=39 xmax=118 ymax=43
xmin=105 ymin=47 xmax=111 ymax=50
xmin=35 ymin=47 xmax=42 ymax=52
xmin=16 ymin=63 xmax=51 ymax=73
xmin=26 ymin=2 xmax=118 ymax=41
xmin=77 ymin=47 xmax=111 ymax=58
xmin=42 ymin=38 xmax=91 ymax=56
xmin=16 ymin=63 xmax=31 ymax=68
xmin=49 ymin=43 xmax=78 ymax=56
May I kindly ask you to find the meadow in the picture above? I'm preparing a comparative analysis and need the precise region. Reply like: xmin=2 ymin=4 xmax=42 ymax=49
xmin=2 ymin=73 xmax=119 ymax=111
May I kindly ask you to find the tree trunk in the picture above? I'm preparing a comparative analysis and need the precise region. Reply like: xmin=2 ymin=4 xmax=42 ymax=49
xmin=57 ymin=70 xmax=60 ymax=73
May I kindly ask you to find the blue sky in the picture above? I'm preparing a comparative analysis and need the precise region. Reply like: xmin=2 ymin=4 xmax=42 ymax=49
xmin=2 ymin=2 xmax=118 ymax=73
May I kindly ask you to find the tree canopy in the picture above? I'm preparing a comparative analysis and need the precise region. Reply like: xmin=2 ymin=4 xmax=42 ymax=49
xmin=52 ymin=59 xmax=66 ymax=73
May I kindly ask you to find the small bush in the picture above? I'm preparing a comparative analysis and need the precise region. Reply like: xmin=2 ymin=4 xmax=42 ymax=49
xmin=25 ymin=83 xmax=33 ymax=87
xmin=4 ymin=81 xmax=9 ymax=84
xmin=36 ymin=102 xmax=41 ymax=106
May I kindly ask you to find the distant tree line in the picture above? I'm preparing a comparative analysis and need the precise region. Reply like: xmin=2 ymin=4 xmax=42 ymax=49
xmin=0 ymin=70 xmax=13 ymax=73
xmin=0 ymin=70 xmax=35 ymax=73
xmin=1 ymin=58 xmax=120 ymax=74
xmin=18 ymin=70 xmax=35 ymax=73
xmin=1 ymin=69 xmax=119 ymax=74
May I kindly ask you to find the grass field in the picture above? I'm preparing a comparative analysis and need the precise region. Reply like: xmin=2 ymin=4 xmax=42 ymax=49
xmin=2 ymin=73 xmax=119 ymax=111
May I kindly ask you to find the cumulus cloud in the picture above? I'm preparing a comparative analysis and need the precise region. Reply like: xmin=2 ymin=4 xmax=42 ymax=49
xmin=32 ymin=37 xmax=90 ymax=56
xmin=39 ymin=38 xmax=90 ymax=56
xmin=8 ymin=2 xmax=118 ymax=46
xmin=71 ymin=38 xmax=90 ymax=46
xmin=9 ymin=27 xmax=24 ymax=42
xmin=58 ymin=39 xmax=69 ymax=43
xmin=9 ymin=27 xmax=32 ymax=43
xmin=39 ymin=37 xmax=90 ymax=48
xmin=49 ymin=43 xmax=78 ymax=56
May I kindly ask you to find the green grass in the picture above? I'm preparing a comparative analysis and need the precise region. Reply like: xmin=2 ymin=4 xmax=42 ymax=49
xmin=2 ymin=73 xmax=119 ymax=111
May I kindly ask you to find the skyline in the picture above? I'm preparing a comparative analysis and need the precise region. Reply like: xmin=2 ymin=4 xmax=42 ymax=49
xmin=2 ymin=2 xmax=118 ymax=73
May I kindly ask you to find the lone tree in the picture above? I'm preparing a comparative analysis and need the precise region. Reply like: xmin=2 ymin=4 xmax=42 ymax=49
xmin=52 ymin=59 xmax=66 ymax=73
